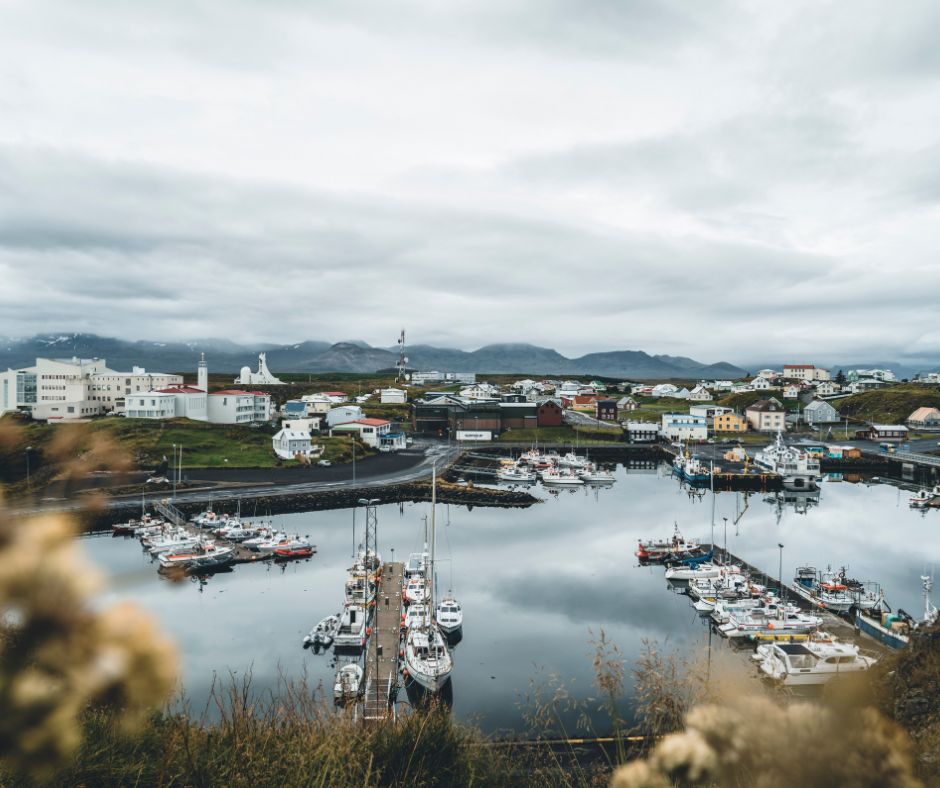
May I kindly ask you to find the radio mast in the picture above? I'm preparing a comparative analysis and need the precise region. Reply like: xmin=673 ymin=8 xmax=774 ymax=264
xmin=395 ymin=328 xmax=408 ymax=383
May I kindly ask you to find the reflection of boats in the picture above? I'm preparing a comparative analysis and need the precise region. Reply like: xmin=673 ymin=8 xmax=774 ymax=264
xmin=854 ymin=576 xmax=938 ymax=650
xmin=754 ymin=432 xmax=820 ymax=489
xmin=556 ymin=452 xmax=590 ymax=470
xmin=303 ymin=614 xmax=339 ymax=650
xmin=910 ymin=485 xmax=940 ymax=509
xmin=792 ymin=567 xmax=854 ymax=613
xmin=754 ymin=636 xmax=876 ymax=685
xmin=665 ymin=560 xmax=722 ymax=582
xmin=333 ymin=663 xmax=363 ymax=704
xmin=579 ymin=464 xmax=617 ymax=484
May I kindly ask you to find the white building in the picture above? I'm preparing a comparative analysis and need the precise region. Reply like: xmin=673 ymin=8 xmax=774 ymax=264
xmin=750 ymin=376 xmax=771 ymax=390
xmin=783 ymin=384 xmax=800 ymax=399
xmin=325 ymin=405 xmax=365 ymax=428
xmin=624 ymin=421 xmax=660 ymax=443
xmin=379 ymin=388 xmax=407 ymax=404
xmin=157 ymin=386 xmax=208 ymax=420
xmin=124 ymin=392 xmax=178 ymax=419
xmin=282 ymin=416 xmax=322 ymax=433
xmin=272 ymin=428 xmax=315 ymax=460
xmin=688 ymin=385 xmax=713 ymax=401
xmin=459 ymin=383 xmax=500 ymax=400
xmin=650 ymin=383 xmax=679 ymax=398
xmin=410 ymin=371 xmax=476 ymax=386
xmin=0 ymin=367 xmax=37 ymax=415
xmin=235 ymin=353 xmax=284 ymax=385
xmin=783 ymin=364 xmax=830 ymax=381
xmin=689 ymin=404 xmax=732 ymax=421
xmin=208 ymin=390 xmax=261 ymax=424
xmin=300 ymin=393 xmax=333 ymax=414
xmin=757 ymin=369 xmax=779 ymax=379
xmin=89 ymin=367 xmax=183 ymax=412
xmin=31 ymin=357 xmax=108 ymax=420
xmin=850 ymin=368 xmax=896 ymax=382
xmin=331 ymin=418 xmax=391 ymax=448
xmin=661 ymin=413 xmax=708 ymax=442
xmin=814 ymin=381 xmax=840 ymax=397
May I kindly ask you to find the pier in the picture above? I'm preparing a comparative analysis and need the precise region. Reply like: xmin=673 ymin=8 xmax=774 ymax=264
xmin=361 ymin=561 xmax=404 ymax=720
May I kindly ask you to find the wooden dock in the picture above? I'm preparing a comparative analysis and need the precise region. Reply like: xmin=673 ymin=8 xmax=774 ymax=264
xmin=361 ymin=561 xmax=404 ymax=720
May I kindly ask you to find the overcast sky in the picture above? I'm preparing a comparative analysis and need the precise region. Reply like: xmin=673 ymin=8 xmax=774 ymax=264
xmin=1 ymin=1 xmax=938 ymax=365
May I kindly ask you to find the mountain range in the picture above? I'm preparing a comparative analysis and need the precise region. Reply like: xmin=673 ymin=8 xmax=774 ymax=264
xmin=0 ymin=333 xmax=749 ymax=380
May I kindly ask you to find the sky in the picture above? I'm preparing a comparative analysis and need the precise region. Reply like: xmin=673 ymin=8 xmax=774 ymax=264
xmin=0 ymin=0 xmax=939 ymax=367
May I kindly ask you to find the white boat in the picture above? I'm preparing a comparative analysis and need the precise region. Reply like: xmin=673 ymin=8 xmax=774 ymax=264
xmin=579 ymin=464 xmax=616 ymax=484
xmin=333 ymin=603 xmax=369 ymax=650
xmin=404 ymin=548 xmax=428 ymax=579
xmin=403 ymin=603 xmax=429 ymax=630
xmin=403 ymin=575 xmax=429 ymax=605
xmin=157 ymin=542 xmax=235 ymax=570
xmin=303 ymin=614 xmax=340 ymax=650
xmin=665 ymin=562 xmax=723 ymax=582
xmin=754 ymin=432 xmax=821 ymax=490
xmin=540 ymin=467 xmax=584 ymax=485
xmin=755 ymin=638 xmax=876 ymax=685
xmin=909 ymin=485 xmax=940 ymax=509
xmin=333 ymin=663 xmax=363 ymax=703
xmin=497 ymin=466 xmax=537 ymax=483
xmin=556 ymin=452 xmax=590 ymax=470
xmin=719 ymin=603 xmax=823 ymax=638
xmin=252 ymin=533 xmax=311 ymax=554
xmin=792 ymin=567 xmax=854 ymax=613
xmin=146 ymin=531 xmax=202 ymax=555
xmin=242 ymin=529 xmax=285 ymax=549
xmin=436 ymin=596 xmax=463 ymax=633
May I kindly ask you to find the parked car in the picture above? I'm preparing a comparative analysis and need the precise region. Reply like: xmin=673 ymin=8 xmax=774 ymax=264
xmin=317 ymin=459 xmax=332 ymax=467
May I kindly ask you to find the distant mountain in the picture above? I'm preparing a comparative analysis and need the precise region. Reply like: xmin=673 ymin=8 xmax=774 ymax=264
xmin=0 ymin=333 xmax=748 ymax=379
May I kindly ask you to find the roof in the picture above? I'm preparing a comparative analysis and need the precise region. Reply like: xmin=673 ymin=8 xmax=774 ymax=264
xmin=784 ymin=364 xmax=815 ymax=369
xmin=274 ymin=428 xmax=310 ymax=439
xmin=746 ymin=399 xmax=784 ymax=412
xmin=909 ymin=407 xmax=940 ymax=420
xmin=210 ymin=389 xmax=255 ymax=396
xmin=870 ymin=424 xmax=909 ymax=431
xmin=324 ymin=391 xmax=347 ymax=396
xmin=355 ymin=418 xmax=390 ymax=426
xmin=155 ymin=386 xmax=204 ymax=394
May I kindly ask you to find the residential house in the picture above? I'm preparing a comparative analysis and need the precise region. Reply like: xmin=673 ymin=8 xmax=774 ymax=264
xmin=689 ymin=385 xmax=713 ymax=401
xmin=814 ymin=381 xmax=840 ymax=397
xmin=300 ymin=393 xmax=333 ymax=414
xmin=783 ymin=384 xmax=800 ymax=399
xmin=459 ymin=383 xmax=500 ymax=401
xmin=848 ymin=369 xmax=896 ymax=382
xmin=325 ymin=405 xmax=365 ymax=428
xmin=595 ymin=400 xmax=618 ymax=421
xmin=661 ymin=413 xmax=708 ymax=442
xmin=750 ymin=377 xmax=772 ymax=390
xmin=623 ymin=421 xmax=660 ymax=443
xmin=745 ymin=399 xmax=787 ymax=432
xmin=803 ymin=399 xmax=840 ymax=427
xmin=272 ymin=428 xmax=315 ymax=460
xmin=713 ymin=412 xmax=748 ymax=433
xmin=331 ymin=418 xmax=391 ymax=448
xmin=756 ymin=369 xmax=779 ymax=379
xmin=783 ymin=364 xmax=830 ymax=381
xmin=908 ymin=407 xmax=940 ymax=430
xmin=846 ymin=379 xmax=889 ymax=394
xmin=650 ymin=383 xmax=679 ymax=398
xmin=690 ymin=404 xmax=732 ymax=421
xmin=537 ymin=400 xmax=564 ymax=427
xmin=616 ymin=396 xmax=638 ymax=412
xmin=323 ymin=391 xmax=348 ymax=404
xmin=379 ymin=388 xmax=407 ymax=404
xmin=282 ymin=416 xmax=322 ymax=433
xmin=711 ymin=380 xmax=733 ymax=392
xmin=862 ymin=424 xmax=909 ymax=442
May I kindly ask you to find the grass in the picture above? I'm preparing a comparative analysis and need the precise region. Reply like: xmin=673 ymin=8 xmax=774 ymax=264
xmin=835 ymin=384 xmax=940 ymax=425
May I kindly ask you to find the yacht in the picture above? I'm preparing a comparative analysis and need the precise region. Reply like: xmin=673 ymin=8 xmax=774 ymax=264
xmin=754 ymin=638 xmax=876 ymax=685
xmin=497 ymin=465 xmax=537 ymax=483
xmin=404 ymin=624 xmax=453 ymax=693
xmin=333 ymin=603 xmax=369 ymax=650
xmin=665 ymin=562 xmax=723 ymax=582
xmin=719 ymin=603 xmax=823 ymax=639
xmin=144 ymin=529 xmax=202 ymax=555
xmin=436 ymin=596 xmax=463 ymax=634
xmin=754 ymin=433 xmax=821 ymax=490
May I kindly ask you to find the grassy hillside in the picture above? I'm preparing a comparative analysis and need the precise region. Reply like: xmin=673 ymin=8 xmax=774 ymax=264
xmin=834 ymin=385 xmax=940 ymax=424
xmin=717 ymin=390 xmax=786 ymax=411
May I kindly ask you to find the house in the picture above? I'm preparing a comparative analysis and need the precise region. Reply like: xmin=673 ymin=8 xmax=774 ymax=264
xmin=379 ymin=388 xmax=407 ymax=404
xmin=711 ymin=380 xmax=733 ymax=392
xmin=379 ymin=431 xmax=408 ymax=451
xmin=323 ymin=391 xmax=348 ymax=404
xmin=668 ymin=387 xmax=692 ymax=400
xmin=688 ymin=385 xmax=712 ymax=402
xmin=814 ymin=381 xmax=840 ymax=397
xmin=459 ymin=383 xmax=500 ymax=401
xmin=124 ymin=392 xmax=178 ymax=420
xmin=661 ymin=413 xmax=708 ymax=442
xmin=848 ymin=369 xmax=896 ymax=383
xmin=284 ymin=400 xmax=308 ymax=419
xmin=282 ymin=416 xmax=322 ymax=433
xmin=300 ymin=393 xmax=333 ymax=414
xmin=537 ymin=400 xmax=564 ymax=427
xmin=272 ymin=428 xmax=314 ymax=460
xmin=595 ymin=400 xmax=618 ymax=421
xmin=745 ymin=399 xmax=787 ymax=432
xmin=331 ymin=418 xmax=391 ymax=448
xmin=783 ymin=385 xmax=800 ymax=399
xmin=864 ymin=424 xmax=909 ymax=442
xmin=623 ymin=421 xmax=660 ymax=443
xmin=617 ymin=396 xmax=638 ymax=411
xmin=803 ymin=399 xmax=840 ymax=427
xmin=569 ymin=395 xmax=601 ymax=412
xmin=908 ymin=407 xmax=940 ymax=430
xmin=690 ymin=404 xmax=732 ymax=421
xmin=783 ymin=365 xmax=830 ymax=381
xmin=325 ymin=405 xmax=365 ymax=428
xmin=650 ymin=383 xmax=679 ymax=398
xmin=846 ymin=379 xmax=889 ymax=394
xmin=750 ymin=377 xmax=772 ymax=390
xmin=208 ymin=390 xmax=268 ymax=424
xmin=756 ymin=369 xmax=778 ymax=379
xmin=713 ymin=412 xmax=748 ymax=433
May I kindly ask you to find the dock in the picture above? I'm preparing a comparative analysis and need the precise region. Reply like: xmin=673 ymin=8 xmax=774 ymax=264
xmin=361 ymin=560 xmax=404 ymax=720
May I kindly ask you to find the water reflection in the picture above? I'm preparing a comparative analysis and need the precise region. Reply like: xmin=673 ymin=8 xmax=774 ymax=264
xmin=83 ymin=462 xmax=940 ymax=734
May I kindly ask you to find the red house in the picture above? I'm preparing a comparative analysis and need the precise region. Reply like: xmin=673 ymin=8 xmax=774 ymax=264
xmin=537 ymin=400 xmax=563 ymax=427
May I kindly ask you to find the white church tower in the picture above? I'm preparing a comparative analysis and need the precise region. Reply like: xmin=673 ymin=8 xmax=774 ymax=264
xmin=197 ymin=352 xmax=208 ymax=391
xmin=235 ymin=352 xmax=284 ymax=386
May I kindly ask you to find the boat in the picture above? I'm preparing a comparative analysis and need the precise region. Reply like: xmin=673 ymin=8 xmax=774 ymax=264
xmin=145 ymin=530 xmax=202 ymax=555
xmin=792 ymin=567 xmax=854 ymax=613
xmin=635 ymin=524 xmax=705 ymax=564
xmin=579 ymin=464 xmax=617 ymax=484
xmin=402 ymin=465 xmax=453 ymax=693
xmin=556 ymin=452 xmax=590 ymax=470
xmin=403 ymin=603 xmax=429 ymax=631
xmin=242 ymin=529 xmax=286 ymax=550
xmin=854 ymin=575 xmax=938 ymax=650
xmin=157 ymin=542 xmax=235 ymax=571
xmin=909 ymin=485 xmax=940 ymax=509
xmin=540 ymin=467 xmax=584 ymax=485
xmin=672 ymin=445 xmax=711 ymax=484
xmin=436 ymin=596 xmax=463 ymax=634
xmin=303 ymin=614 xmax=340 ymax=650
xmin=333 ymin=663 xmax=363 ymax=704
xmin=664 ymin=556 xmax=723 ymax=582
xmin=403 ymin=575 xmax=429 ymax=605
xmin=754 ymin=638 xmax=877 ymax=685
xmin=251 ymin=533 xmax=312 ymax=554
xmin=333 ymin=603 xmax=369 ymax=650
xmin=718 ymin=602 xmax=823 ymax=639
xmin=754 ymin=432 xmax=821 ymax=490
xmin=497 ymin=466 xmax=537 ymax=483
xmin=274 ymin=544 xmax=315 ymax=559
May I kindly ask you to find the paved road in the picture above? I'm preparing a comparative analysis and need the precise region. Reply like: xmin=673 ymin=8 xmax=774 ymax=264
xmin=11 ymin=443 xmax=463 ymax=516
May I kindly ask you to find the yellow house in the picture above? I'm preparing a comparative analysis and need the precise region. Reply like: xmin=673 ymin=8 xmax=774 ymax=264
xmin=714 ymin=412 xmax=748 ymax=433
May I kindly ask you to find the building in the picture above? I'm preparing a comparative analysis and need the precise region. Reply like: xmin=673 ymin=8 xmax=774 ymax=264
xmin=783 ymin=384 xmax=800 ymax=399
xmin=745 ymin=399 xmax=787 ymax=432
xmin=688 ymin=385 xmax=712 ymax=401
xmin=272 ymin=428 xmax=314 ymax=460
xmin=124 ymin=392 xmax=178 ymax=419
xmin=863 ymin=424 xmax=909 ymax=442
xmin=757 ymin=369 xmax=779 ymax=379
xmin=410 ymin=371 xmax=476 ymax=386
xmin=846 ymin=378 xmax=889 ymax=394
xmin=379 ymin=431 xmax=408 ymax=451
xmin=235 ymin=353 xmax=284 ymax=385
xmin=499 ymin=402 xmax=538 ymax=430
xmin=379 ymin=388 xmax=407 ymax=404
xmin=814 ymin=381 xmax=840 ymax=397
xmin=89 ymin=367 xmax=183 ymax=412
xmin=251 ymin=392 xmax=273 ymax=422
xmin=783 ymin=365 xmax=830 ymax=381
xmin=713 ymin=412 xmax=748 ymax=433
xmin=537 ymin=400 xmax=564 ymax=427
xmin=623 ymin=421 xmax=660 ymax=443
xmin=908 ymin=407 xmax=940 ymax=430
xmin=848 ymin=368 xmax=896 ymax=383
xmin=155 ymin=385 xmax=208 ymax=421
xmin=208 ymin=390 xmax=262 ymax=424
xmin=595 ymin=400 xmax=618 ymax=421
xmin=803 ymin=399 xmax=840 ymax=427
xmin=331 ymin=418 xmax=392 ymax=448
xmin=323 ymin=391 xmax=348 ymax=404
xmin=689 ymin=404 xmax=732 ymax=421
xmin=650 ymin=383 xmax=679 ymax=398
xmin=300 ymin=393 xmax=333 ymax=414
xmin=325 ymin=405 xmax=365 ymax=428
xmin=459 ymin=383 xmax=500 ymax=401
xmin=0 ymin=367 xmax=37 ymax=415
xmin=660 ymin=413 xmax=708 ymax=442
xmin=282 ymin=416 xmax=322 ymax=433
xmin=750 ymin=377 xmax=772 ymax=390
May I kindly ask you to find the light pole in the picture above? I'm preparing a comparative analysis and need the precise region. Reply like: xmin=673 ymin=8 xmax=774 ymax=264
xmin=778 ymin=543 xmax=785 ymax=600
xmin=172 ymin=443 xmax=177 ymax=500
xmin=25 ymin=446 xmax=32 ymax=490
xmin=723 ymin=517 xmax=728 ymax=561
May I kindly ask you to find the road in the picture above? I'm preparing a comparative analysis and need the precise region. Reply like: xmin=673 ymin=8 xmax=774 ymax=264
xmin=10 ymin=442 xmax=464 ymax=517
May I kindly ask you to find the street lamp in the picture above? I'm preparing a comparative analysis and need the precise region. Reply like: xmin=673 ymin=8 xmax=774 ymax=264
xmin=723 ymin=516 xmax=728 ymax=560
xmin=172 ymin=443 xmax=177 ymax=500
xmin=778 ymin=543 xmax=785 ymax=599
xmin=25 ymin=446 xmax=32 ymax=490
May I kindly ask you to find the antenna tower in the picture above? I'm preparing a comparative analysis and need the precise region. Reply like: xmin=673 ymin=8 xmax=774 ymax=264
xmin=396 ymin=328 xmax=408 ymax=382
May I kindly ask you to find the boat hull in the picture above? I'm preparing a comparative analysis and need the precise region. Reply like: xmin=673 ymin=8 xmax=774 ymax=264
xmin=855 ymin=611 xmax=909 ymax=650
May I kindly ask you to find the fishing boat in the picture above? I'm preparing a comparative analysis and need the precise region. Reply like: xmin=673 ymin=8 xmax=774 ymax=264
xmin=436 ymin=596 xmax=463 ymax=634
xmin=333 ymin=603 xmax=369 ymax=650
xmin=719 ymin=602 xmax=823 ymax=639
xmin=242 ymin=529 xmax=285 ymax=550
xmin=854 ymin=576 xmax=938 ymax=650
xmin=333 ymin=663 xmax=363 ymax=704
xmin=635 ymin=524 xmax=705 ymax=564
xmin=754 ymin=638 xmax=876 ymax=685
xmin=672 ymin=445 xmax=711 ymax=484
xmin=403 ymin=603 xmax=429 ymax=631
xmin=540 ymin=467 xmax=584 ymax=485
xmin=403 ymin=466 xmax=453 ymax=693
xmin=145 ymin=530 xmax=202 ymax=556
xmin=909 ymin=485 xmax=940 ymax=509
xmin=274 ymin=544 xmax=315 ymax=559
xmin=497 ymin=465 xmax=537 ymax=483
xmin=754 ymin=432 xmax=820 ymax=490
xmin=556 ymin=452 xmax=590 ymax=470
xmin=579 ymin=464 xmax=617 ymax=484
xmin=157 ymin=542 xmax=235 ymax=571
xmin=252 ymin=533 xmax=312 ymax=554
xmin=303 ymin=614 xmax=340 ymax=650
xmin=792 ymin=567 xmax=854 ymax=613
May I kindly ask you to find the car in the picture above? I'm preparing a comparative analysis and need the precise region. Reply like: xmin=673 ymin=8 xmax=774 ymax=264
xmin=317 ymin=459 xmax=332 ymax=467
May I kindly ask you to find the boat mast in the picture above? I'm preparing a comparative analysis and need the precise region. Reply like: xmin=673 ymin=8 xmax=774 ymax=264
xmin=429 ymin=463 xmax=436 ymax=625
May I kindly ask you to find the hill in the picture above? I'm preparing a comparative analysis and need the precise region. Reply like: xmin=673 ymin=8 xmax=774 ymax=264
xmin=834 ymin=385 xmax=940 ymax=424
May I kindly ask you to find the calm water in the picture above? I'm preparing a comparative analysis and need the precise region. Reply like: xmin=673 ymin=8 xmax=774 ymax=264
xmin=83 ymin=465 xmax=940 ymax=733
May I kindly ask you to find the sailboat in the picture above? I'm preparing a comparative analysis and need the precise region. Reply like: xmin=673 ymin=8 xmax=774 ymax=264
xmin=403 ymin=466 xmax=454 ymax=692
